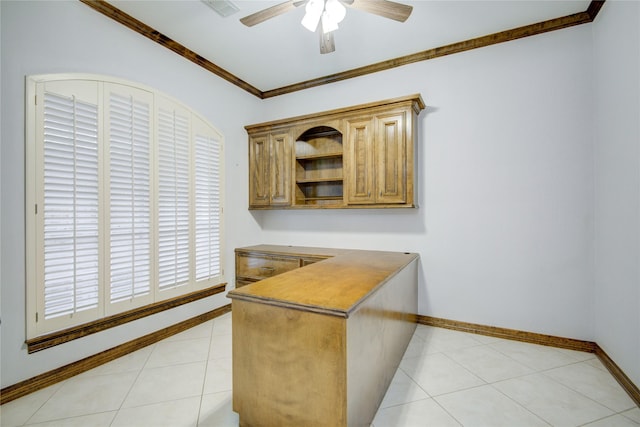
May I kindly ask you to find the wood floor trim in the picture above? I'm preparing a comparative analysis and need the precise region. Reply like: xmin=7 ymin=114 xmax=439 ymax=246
xmin=79 ymin=1 xmax=605 ymax=99
xmin=595 ymin=345 xmax=640 ymax=407
xmin=4 ymin=308 xmax=638 ymax=409
xmin=26 ymin=283 xmax=226 ymax=353
xmin=1 ymin=304 xmax=231 ymax=405
xmin=417 ymin=314 xmax=640 ymax=407
xmin=417 ymin=315 xmax=597 ymax=352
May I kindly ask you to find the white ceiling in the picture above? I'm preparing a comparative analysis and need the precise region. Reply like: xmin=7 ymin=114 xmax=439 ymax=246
xmin=110 ymin=0 xmax=591 ymax=92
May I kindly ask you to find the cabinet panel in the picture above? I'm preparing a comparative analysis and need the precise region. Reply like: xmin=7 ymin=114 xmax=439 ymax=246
xmin=249 ymin=132 xmax=292 ymax=208
xmin=234 ymin=247 xmax=330 ymax=289
xmin=376 ymin=112 xmax=406 ymax=204
xmin=346 ymin=118 xmax=375 ymax=204
xmin=236 ymin=253 xmax=300 ymax=281
xmin=249 ymin=135 xmax=270 ymax=207
xmin=270 ymin=133 xmax=292 ymax=206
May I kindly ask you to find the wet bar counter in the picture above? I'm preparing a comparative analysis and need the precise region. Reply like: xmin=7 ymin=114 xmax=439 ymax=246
xmin=227 ymin=245 xmax=419 ymax=427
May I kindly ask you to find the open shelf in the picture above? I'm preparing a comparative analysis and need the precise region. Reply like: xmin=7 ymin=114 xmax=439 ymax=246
xmin=296 ymin=177 xmax=343 ymax=184
xmin=295 ymin=126 xmax=343 ymax=207
xmin=296 ymin=152 xmax=343 ymax=161
xmin=298 ymin=196 xmax=342 ymax=201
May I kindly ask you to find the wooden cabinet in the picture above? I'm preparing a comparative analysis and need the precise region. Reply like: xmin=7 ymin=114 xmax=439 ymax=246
xmin=235 ymin=246 xmax=328 ymax=288
xmin=346 ymin=110 xmax=408 ymax=205
xmin=345 ymin=117 xmax=374 ymax=204
xmin=248 ymin=132 xmax=292 ymax=208
xmin=228 ymin=246 xmax=419 ymax=426
xmin=246 ymin=94 xmax=424 ymax=209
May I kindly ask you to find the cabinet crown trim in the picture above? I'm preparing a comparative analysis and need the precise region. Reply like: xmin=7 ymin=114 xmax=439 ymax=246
xmin=245 ymin=94 xmax=425 ymax=133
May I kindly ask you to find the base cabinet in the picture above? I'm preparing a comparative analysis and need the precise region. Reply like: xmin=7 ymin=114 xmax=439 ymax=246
xmin=234 ymin=246 xmax=326 ymax=288
xmin=229 ymin=247 xmax=419 ymax=426
xmin=246 ymin=94 xmax=424 ymax=209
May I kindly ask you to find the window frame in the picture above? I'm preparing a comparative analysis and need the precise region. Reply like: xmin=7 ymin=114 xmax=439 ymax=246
xmin=25 ymin=74 xmax=225 ymax=339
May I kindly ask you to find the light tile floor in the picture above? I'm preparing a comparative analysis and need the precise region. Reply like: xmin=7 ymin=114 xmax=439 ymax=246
xmin=2 ymin=312 xmax=639 ymax=426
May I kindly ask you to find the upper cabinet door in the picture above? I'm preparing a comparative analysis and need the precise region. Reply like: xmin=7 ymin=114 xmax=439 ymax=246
xmin=249 ymin=134 xmax=270 ymax=207
xmin=345 ymin=117 xmax=375 ymax=204
xmin=269 ymin=132 xmax=292 ymax=206
xmin=375 ymin=112 xmax=406 ymax=204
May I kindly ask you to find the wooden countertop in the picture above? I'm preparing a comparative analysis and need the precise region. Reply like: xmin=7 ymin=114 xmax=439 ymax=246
xmin=228 ymin=245 xmax=419 ymax=318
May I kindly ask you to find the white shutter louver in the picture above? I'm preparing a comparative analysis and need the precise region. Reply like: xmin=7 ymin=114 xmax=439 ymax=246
xmin=27 ymin=74 xmax=225 ymax=338
xmin=42 ymin=92 xmax=100 ymax=319
xmin=158 ymin=107 xmax=190 ymax=291
xmin=195 ymin=134 xmax=222 ymax=281
xmin=109 ymin=92 xmax=151 ymax=303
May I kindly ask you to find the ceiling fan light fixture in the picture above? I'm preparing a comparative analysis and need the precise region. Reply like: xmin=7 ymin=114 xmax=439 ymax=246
xmin=302 ymin=0 xmax=324 ymax=32
xmin=321 ymin=11 xmax=339 ymax=33
xmin=240 ymin=0 xmax=412 ymax=53
xmin=321 ymin=0 xmax=345 ymax=33
xmin=325 ymin=0 xmax=346 ymax=24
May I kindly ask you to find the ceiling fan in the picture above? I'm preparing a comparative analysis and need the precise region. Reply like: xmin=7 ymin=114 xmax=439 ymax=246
xmin=240 ymin=0 xmax=413 ymax=54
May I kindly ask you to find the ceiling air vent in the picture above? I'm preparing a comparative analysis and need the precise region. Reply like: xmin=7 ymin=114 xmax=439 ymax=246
xmin=202 ymin=0 xmax=240 ymax=17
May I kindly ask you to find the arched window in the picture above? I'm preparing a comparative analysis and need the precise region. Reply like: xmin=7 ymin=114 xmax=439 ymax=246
xmin=25 ymin=74 xmax=224 ymax=338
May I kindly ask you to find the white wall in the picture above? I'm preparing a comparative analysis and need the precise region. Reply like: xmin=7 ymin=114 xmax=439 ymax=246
xmin=593 ymin=1 xmax=640 ymax=387
xmin=0 ymin=0 xmax=261 ymax=387
xmin=258 ymin=25 xmax=596 ymax=341
xmin=5 ymin=0 xmax=637 ymax=392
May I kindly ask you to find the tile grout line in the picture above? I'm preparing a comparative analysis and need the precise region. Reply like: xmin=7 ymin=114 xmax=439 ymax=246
xmin=488 ymin=381 xmax=554 ymax=426
xmin=538 ymin=367 xmax=634 ymax=415
xmin=196 ymin=318 xmax=218 ymax=426
xmin=109 ymin=342 xmax=156 ymax=426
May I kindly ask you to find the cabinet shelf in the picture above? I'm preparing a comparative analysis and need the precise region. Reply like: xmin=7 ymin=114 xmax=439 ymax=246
xmin=294 ymin=125 xmax=344 ymax=207
xmin=296 ymin=152 xmax=343 ymax=161
xmin=300 ymin=196 xmax=343 ymax=202
xmin=296 ymin=177 xmax=343 ymax=184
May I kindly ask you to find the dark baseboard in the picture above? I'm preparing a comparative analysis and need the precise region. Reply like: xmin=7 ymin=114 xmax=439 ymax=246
xmin=595 ymin=345 xmax=640 ymax=407
xmin=417 ymin=315 xmax=639 ymax=407
xmin=417 ymin=315 xmax=597 ymax=352
xmin=4 ymin=309 xmax=638 ymax=409
xmin=1 ymin=304 xmax=231 ymax=405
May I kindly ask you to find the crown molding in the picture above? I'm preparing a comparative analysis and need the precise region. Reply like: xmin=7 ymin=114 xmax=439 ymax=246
xmin=80 ymin=0 xmax=605 ymax=99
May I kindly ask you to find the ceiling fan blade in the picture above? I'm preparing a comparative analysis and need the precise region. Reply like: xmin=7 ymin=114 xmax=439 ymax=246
xmin=319 ymin=23 xmax=335 ymax=54
xmin=341 ymin=0 xmax=413 ymax=22
xmin=240 ymin=0 xmax=305 ymax=27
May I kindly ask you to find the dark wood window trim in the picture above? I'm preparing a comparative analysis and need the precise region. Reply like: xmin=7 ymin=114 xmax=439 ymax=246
xmin=3 ymin=303 xmax=231 ymax=405
xmin=79 ymin=0 xmax=606 ymax=99
xmin=25 ymin=283 xmax=226 ymax=353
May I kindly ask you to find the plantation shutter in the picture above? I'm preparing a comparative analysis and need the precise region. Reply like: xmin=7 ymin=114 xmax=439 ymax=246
xmin=157 ymin=101 xmax=191 ymax=292
xmin=194 ymin=117 xmax=223 ymax=282
xmin=41 ymin=87 xmax=100 ymax=320
xmin=106 ymin=85 xmax=153 ymax=306
xmin=27 ymin=74 xmax=226 ymax=338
